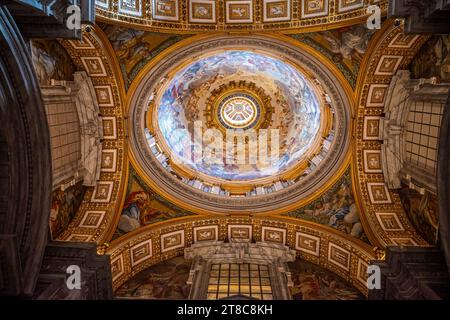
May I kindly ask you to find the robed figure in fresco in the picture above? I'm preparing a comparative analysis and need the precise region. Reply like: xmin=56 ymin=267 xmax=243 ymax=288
xmin=118 ymin=191 xmax=177 ymax=233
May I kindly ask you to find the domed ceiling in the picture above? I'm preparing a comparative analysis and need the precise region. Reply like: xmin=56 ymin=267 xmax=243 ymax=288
xmin=129 ymin=34 xmax=351 ymax=213
xmin=155 ymin=50 xmax=322 ymax=181
xmin=52 ymin=15 xmax=435 ymax=296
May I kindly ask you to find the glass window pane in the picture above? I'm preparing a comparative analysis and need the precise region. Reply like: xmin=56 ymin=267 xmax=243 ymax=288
xmin=241 ymin=285 xmax=250 ymax=293
xmin=218 ymin=285 xmax=228 ymax=292
xmin=240 ymin=277 xmax=249 ymax=284
xmin=229 ymin=285 xmax=239 ymax=293
xmin=250 ymin=270 xmax=259 ymax=277
xmin=261 ymin=286 xmax=272 ymax=293
xmin=207 ymin=293 xmax=217 ymax=300
xmin=210 ymin=270 xmax=219 ymax=277
xmin=252 ymin=286 xmax=261 ymax=293
xmin=230 ymin=277 xmax=239 ymax=284
xmin=208 ymin=285 xmax=217 ymax=291
xmin=209 ymin=277 xmax=218 ymax=284
xmin=230 ymin=270 xmax=239 ymax=277
xmin=208 ymin=263 xmax=272 ymax=300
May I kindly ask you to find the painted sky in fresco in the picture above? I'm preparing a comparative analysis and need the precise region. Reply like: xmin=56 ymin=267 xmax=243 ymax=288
xmin=155 ymin=51 xmax=321 ymax=181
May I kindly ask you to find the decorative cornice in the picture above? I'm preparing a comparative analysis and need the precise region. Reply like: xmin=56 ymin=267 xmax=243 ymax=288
xmin=95 ymin=0 xmax=388 ymax=34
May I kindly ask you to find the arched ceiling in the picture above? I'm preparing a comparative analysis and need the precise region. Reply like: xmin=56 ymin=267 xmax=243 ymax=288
xmin=94 ymin=0 xmax=388 ymax=34
xmin=48 ymin=5 xmax=438 ymax=296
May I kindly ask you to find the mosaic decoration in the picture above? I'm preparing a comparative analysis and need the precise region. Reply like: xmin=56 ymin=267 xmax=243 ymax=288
xmin=156 ymin=50 xmax=321 ymax=181
xmin=284 ymin=167 xmax=369 ymax=243
xmin=225 ymin=0 xmax=253 ymax=23
xmin=49 ymin=181 xmax=87 ymax=239
xmin=100 ymin=23 xmax=190 ymax=89
xmin=116 ymin=255 xmax=364 ymax=299
xmin=410 ymin=35 xmax=450 ymax=83
xmin=113 ymin=166 xmax=195 ymax=238
xmin=398 ymin=185 xmax=439 ymax=245
xmin=263 ymin=0 xmax=291 ymax=22
xmin=289 ymin=24 xmax=376 ymax=89
xmin=31 ymin=39 xmax=76 ymax=85
xmin=128 ymin=35 xmax=350 ymax=215
xmin=288 ymin=259 xmax=364 ymax=300
xmin=189 ymin=0 xmax=216 ymax=23
xmin=153 ymin=0 xmax=179 ymax=21
xmin=115 ymin=256 xmax=192 ymax=299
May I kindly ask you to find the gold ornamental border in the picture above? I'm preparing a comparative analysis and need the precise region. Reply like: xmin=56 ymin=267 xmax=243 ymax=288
xmin=106 ymin=213 xmax=376 ymax=296
xmin=350 ymin=19 xmax=431 ymax=247
xmin=95 ymin=0 xmax=388 ymax=35
xmin=56 ymin=25 xmax=129 ymax=244
xmin=212 ymin=89 xmax=264 ymax=131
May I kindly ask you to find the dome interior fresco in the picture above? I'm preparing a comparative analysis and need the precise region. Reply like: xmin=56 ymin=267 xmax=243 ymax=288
xmin=155 ymin=50 xmax=323 ymax=181
xmin=128 ymin=34 xmax=351 ymax=211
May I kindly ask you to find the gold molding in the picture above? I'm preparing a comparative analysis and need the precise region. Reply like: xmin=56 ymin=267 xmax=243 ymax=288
xmin=95 ymin=1 xmax=388 ymax=35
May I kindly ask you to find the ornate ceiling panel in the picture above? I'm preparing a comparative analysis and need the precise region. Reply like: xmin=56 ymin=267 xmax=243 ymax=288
xmin=94 ymin=0 xmax=387 ymax=33
xmin=55 ymin=26 xmax=129 ymax=243
xmin=352 ymin=20 xmax=431 ymax=247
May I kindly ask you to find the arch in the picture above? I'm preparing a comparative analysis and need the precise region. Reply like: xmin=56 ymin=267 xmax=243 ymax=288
xmin=352 ymin=20 xmax=430 ymax=247
xmin=107 ymin=215 xmax=375 ymax=297
xmin=55 ymin=25 xmax=129 ymax=244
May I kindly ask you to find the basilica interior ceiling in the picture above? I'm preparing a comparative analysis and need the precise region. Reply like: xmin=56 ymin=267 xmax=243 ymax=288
xmin=29 ymin=0 xmax=450 ymax=299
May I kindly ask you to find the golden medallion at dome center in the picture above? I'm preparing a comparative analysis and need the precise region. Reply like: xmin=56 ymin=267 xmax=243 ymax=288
xmin=218 ymin=93 xmax=260 ymax=130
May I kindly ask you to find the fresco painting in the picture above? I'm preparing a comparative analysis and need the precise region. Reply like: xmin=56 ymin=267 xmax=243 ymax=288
xmin=398 ymin=184 xmax=439 ymax=245
xmin=115 ymin=256 xmax=191 ymax=299
xmin=115 ymin=167 xmax=194 ymax=238
xmin=284 ymin=168 xmax=369 ymax=243
xmin=116 ymin=256 xmax=363 ymax=300
xmin=290 ymin=24 xmax=376 ymax=88
xmin=288 ymin=259 xmax=364 ymax=300
xmin=31 ymin=39 xmax=76 ymax=85
xmin=100 ymin=24 xmax=189 ymax=87
xmin=410 ymin=35 xmax=450 ymax=83
xmin=156 ymin=50 xmax=321 ymax=181
xmin=49 ymin=181 xmax=87 ymax=239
